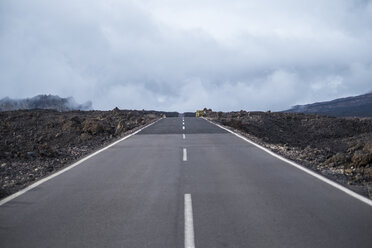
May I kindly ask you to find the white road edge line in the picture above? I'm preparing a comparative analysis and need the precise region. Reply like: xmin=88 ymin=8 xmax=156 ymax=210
xmin=203 ymin=117 xmax=372 ymax=207
xmin=183 ymin=148 xmax=188 ymax=161
xmin=183 ymin=134 xmax=186 ymax=139
xmin=185 ymin=194 xmax=196 ymax=248
xmin=0 ymin=118 xmax=163 ymax=206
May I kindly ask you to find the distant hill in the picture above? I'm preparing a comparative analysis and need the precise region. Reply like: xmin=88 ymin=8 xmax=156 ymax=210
xmin=0 ymin=95 xmax=92 ymax=112
xmin=284 ymin=93 xmax=372 ymax=117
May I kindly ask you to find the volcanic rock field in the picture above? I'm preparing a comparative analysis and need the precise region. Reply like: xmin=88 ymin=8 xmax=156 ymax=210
xmin=206 ymin=110 xmax=372 ymax=199
xmin=0 ymin=109 xmax=161 ymax=198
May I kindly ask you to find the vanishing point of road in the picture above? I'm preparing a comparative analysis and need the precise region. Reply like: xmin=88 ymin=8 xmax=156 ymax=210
xmin=1 ymin=117 xmax=371 ymax=247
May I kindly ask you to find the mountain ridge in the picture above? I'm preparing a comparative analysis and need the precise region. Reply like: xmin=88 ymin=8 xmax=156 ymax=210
xmin=0 ymin=95 xmax=92 ymax=112
xmin=285 ymin=92 xmax=372 ymax=117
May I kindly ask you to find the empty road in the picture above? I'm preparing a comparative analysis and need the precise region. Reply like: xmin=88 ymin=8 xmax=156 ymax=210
xmin=1 ymin=117 xmax=371 ymax=247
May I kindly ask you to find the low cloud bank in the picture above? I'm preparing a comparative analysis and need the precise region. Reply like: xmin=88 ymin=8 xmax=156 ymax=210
xmin=0 ymin=0 xmax=371 ymax=111
xmin=0 ymin=95 xmax=92 ymax=112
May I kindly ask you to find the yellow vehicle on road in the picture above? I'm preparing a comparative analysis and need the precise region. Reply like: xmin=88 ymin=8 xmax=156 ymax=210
xmin=196 ymin=110 xmax=205 ymax=117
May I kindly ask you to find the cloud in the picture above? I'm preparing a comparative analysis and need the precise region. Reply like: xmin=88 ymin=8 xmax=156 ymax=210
xmin=0 ymin=0 xmax=371 ymax=111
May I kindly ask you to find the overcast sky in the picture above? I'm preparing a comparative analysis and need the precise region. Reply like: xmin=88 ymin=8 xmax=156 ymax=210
xmin=0 ymin=0 xmax=371 ymax=111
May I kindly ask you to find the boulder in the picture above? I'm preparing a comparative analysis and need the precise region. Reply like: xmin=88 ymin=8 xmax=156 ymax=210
xmin=82 ymin=119 xmax=104 ymax=135
xmin=62 ymin=116 xmax=82 ymax=132
xmin=352 ymin=151 xmax=372 ymax=167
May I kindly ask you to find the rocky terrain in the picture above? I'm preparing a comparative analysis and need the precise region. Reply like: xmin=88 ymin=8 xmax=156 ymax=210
xmin=285 ymin=92 xmax=372 ymax=117
xmin=205 ymin=110 xmax=372 ymax=199
xmin=0 ymin=94 xmax=92 ymax=112
xmin=0 ymin=109 xmax=161 ymax=199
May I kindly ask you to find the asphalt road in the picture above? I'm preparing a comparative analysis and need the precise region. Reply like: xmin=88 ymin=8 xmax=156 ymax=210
xmin=1 ymin=117 xmax=371 ymax=247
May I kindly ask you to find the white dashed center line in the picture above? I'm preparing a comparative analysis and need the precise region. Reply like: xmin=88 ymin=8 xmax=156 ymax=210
xmin=183 ymin=148 xmax=187 ymax=161
xmin=183 ymin=134 xmax=186 ymax=139
xmin=184 ymin=194 xmax=195 ymax=248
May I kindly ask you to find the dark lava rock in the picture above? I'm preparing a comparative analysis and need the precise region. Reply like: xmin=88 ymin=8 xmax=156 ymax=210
xmin=206 ymin=110 xmax=372 ymax=199
xmin=82 ymin=119 xmax=105 ymax=135
xmin=0 ymin=109 xmax=161 ymax=199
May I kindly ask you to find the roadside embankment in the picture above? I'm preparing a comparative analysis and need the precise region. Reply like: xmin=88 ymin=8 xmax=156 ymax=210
xmin=0 ymin=108 xmax=161 ymax=199
xmin=206 ymin=110 xmax=372 ymax=199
